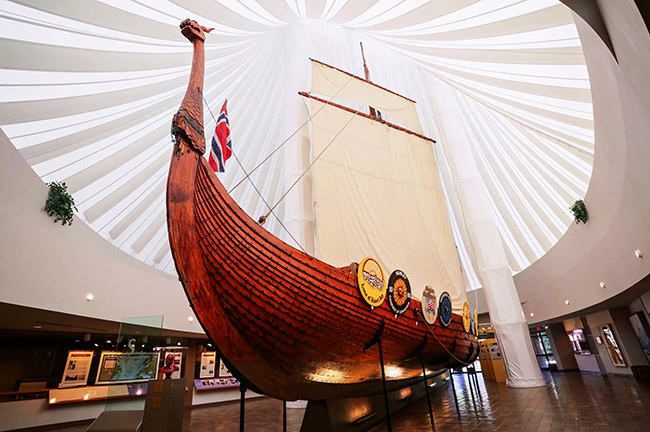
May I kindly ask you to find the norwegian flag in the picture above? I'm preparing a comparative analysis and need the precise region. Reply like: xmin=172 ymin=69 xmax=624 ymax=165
xmin=208 ymin=100 xmax=232 ymax=172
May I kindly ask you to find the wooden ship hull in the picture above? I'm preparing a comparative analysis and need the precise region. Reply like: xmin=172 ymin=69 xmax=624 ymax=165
xmin=167 ymin=19 xmax=478 ymax=401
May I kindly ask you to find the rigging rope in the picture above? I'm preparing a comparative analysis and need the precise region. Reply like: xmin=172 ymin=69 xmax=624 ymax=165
xmin=259 ymin=103 xmax=361 ymax=223
xmin=227 ymin=65 xmax=364 ymax=194
xmin=201 ymin=93 xmax=308 ymax=254
xmin=416 ymin=310 xmax=475 ymax=367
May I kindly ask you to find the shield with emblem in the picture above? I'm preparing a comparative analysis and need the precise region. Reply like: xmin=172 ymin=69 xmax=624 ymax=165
xmin=422 ymin=285 xmax=437 ymax=324
xmin=439 ymin=292 xmax=452 ymax=327
xmin=357 ymin=257 xmax=386 ymax=307
xmin=387 ymin=270 xmax=411 ymax=315
xmin=462 ymin=302 xmax=471 ymax=333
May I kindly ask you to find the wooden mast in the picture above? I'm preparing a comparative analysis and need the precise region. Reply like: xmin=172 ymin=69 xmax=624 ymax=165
xmin=360 ymin=42 xmax=378 ymax=119
xmin=360 ymin=42 xmax=371 ymax=82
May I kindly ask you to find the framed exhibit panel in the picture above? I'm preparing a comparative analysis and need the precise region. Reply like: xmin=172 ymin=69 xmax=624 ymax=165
xmin=599 ymin=324 xmax=626 ymax=367
xmin=95 ymin=351 xmax=160 ymax=384
xmin=59 ymin=351 xmax=94 ymax=388
xmin=200 ymin=352 xmax=216 ymax=378
xmin=629 ymin=312 xmax=650 ymax=364
xmin=159 ymin=350 xmax=183 ymax=379
xmin=219 ymin=359 xmax=232 ymax=378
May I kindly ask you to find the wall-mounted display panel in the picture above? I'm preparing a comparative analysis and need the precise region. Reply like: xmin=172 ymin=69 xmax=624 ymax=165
xmin=95 ymin=352 xmax=160 ymax=385
xmin=59 ymin=351 xmax=94 ymax=388
xmin=194 ymin=377 xmax=240 ymax=391
xmin=200 ymin=352 xmax=216 ymax=379
xmin=600 ymin=324 xmax=626 ymax=367
xmin=219 ymin=360 xmax=232 ymax=378
xmin=159 ymin=350 xmax=183 ymax=380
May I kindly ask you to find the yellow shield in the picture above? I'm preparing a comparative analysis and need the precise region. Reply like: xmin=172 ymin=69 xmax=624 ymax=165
xmin=357 ymin=257 xmax=386 ymax=307
xmin=462 ymin=302 xmax=471 ymax=333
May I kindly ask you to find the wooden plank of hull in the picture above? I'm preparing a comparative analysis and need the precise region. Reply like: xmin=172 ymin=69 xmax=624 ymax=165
xmin=167 ymin=134 xmax=478 ymax=400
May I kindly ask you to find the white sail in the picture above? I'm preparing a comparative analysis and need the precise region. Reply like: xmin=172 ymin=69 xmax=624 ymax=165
xmin=310 ymin=91 xmax=466 ymax=307
xmin=311 ymin=59 xmax=423 ymax=134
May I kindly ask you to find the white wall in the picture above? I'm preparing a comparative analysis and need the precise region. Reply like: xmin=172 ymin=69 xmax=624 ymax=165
xmin=509 ymin=2 xmax=650 ymax=323
xmin=0 ymin=129 xmax=203 ymax=333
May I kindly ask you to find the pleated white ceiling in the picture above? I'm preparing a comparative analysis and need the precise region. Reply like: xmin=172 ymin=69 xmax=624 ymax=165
xmin=0 ymin=0 xmax=593 ymax=288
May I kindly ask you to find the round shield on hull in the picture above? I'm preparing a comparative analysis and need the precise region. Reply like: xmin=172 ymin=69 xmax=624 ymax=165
xmin=387 ymin=270 xmax=411 ymax=315
xmin=438 ymin=292 xmax=452 ymax=327
xmin=462 ymin=302 xmax=471 ymax=333
xmin=422 ymin=285 xmax=437 ymax=324
xmin=357 ymin=257 xmax=386 ymax=307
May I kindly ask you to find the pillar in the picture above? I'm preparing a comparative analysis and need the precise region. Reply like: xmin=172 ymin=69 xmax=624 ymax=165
xmin=424 ymin=74 xmax=545 ymax=388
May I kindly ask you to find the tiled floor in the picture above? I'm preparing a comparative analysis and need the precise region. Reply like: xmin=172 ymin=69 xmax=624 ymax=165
xmin=371 ymin=371 xmax=650 ymax=431
xmin=28 ymin=371 xmax=650 ymax=431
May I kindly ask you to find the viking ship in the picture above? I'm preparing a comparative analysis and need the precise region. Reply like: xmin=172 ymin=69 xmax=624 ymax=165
xmin=167 ymin=19 xmax=478 ymax=401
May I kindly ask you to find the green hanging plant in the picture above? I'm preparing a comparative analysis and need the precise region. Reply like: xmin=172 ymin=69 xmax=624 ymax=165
xmin=570 ymin=199 xmax=588 ymax=224
xmin=44 ymin=181 xmax=77 ymax=226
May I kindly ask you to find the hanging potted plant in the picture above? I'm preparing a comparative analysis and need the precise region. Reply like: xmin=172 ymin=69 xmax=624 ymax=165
xmin=570 ymin=199 xmax=588 ymax=224
xmin=44 ymin=181 xmax=77 ymax=226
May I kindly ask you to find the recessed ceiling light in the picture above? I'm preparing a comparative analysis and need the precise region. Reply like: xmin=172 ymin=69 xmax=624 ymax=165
xmin=106 ymin=340 xmax=112 ymax=344
xmin=530 ymin=313 xmax=534 ymax=317
xmin=600 ymin=281 xmax=606 ymax=289
xmin=188 ymin=316 xmax=194 ymax=322
xmin=635 ymin=249 xmax=642 ymax=258
xmin=33 ymin=325 xmax=42 ymax=329
xmin=86 ymin=293 xmax=94 ymax=301
xmin=177 ymin=342 xmax=181 ymax=346
xmin=565 ymin=300 xmax=570 ymax=305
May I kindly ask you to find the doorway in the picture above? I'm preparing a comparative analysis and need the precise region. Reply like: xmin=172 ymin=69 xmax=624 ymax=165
xmin=530 ymin=329 xmax=557 ymax=371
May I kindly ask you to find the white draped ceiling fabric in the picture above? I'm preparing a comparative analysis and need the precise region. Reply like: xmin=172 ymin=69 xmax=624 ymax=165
xmin=0 ymin=0 xmax=593 ymax=289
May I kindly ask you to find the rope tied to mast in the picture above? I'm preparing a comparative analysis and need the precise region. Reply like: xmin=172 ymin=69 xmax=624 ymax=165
xmin=199 ymin=64 xmax=363 ymax=252
xmin=226 ymin=65 xmax=364 ymax=195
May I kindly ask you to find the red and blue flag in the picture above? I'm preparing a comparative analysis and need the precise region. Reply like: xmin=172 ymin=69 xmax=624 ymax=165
xmin=208 ymin=100 xmax=232 ymax=172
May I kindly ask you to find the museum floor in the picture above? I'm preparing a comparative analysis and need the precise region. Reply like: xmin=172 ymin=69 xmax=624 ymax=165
xmin=34 ymin=371 xmax=650 ymax=432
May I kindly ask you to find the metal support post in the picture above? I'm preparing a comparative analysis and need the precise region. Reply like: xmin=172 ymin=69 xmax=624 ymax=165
xmin=363 ymin=321 xmax=392 ymax=432
xmin=377 ymin=338 xmax=392 ymax=432
xmin=240 ymin=383 xmax=246 ymax=432
xmin=465 ymin=370 xmax=478 ymax=416
xmin=420 ymin=352 xmax=435 ymax=430
xmin=283 ymin=400 xmax=287 ymax=432
xmin=449 ymin=368 xmax=461 ymax=417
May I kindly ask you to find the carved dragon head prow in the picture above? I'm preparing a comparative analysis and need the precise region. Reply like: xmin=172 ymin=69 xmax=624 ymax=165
xmin=180 ymin=19 xmax=213 ymax=42
xmin=171 ymin=19 xmax=213 ymax=155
